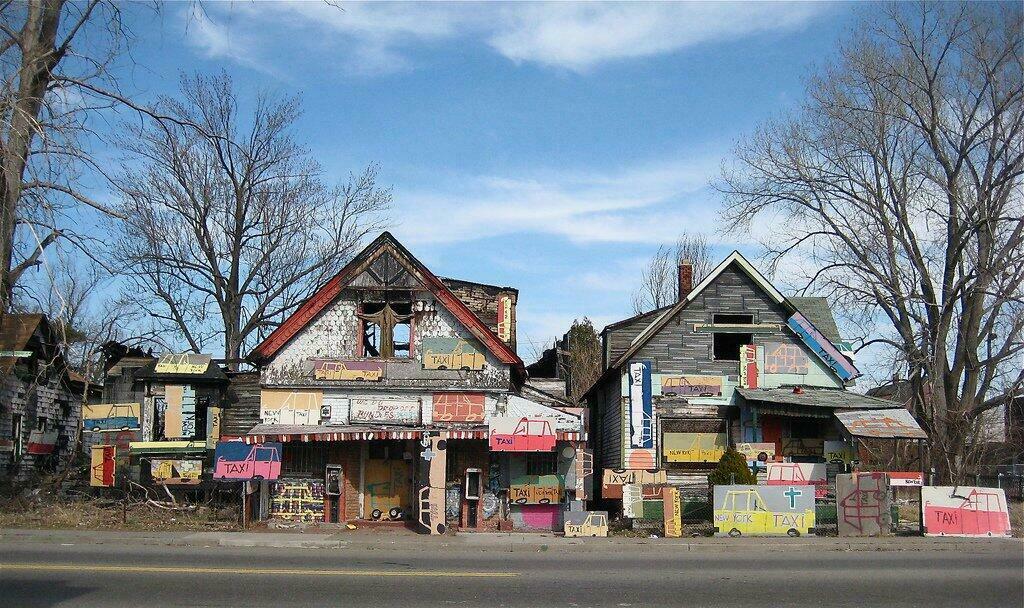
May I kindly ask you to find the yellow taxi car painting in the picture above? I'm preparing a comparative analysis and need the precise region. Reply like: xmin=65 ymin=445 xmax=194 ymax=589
xmin=714 ymin=485 xmax=815 ymax=537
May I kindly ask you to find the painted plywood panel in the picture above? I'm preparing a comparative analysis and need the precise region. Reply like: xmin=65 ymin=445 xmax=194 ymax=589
xmin=509 ymin=474 xmax=562 ymax=505
xmin=574 ymin=448 xmax=594 ymax=500
xmin=417 ymin=434 xmax=448 ymax=535
xmin=835 ymin=409 xmax=927 ymax=440
xmin=431 ymin=392 xmax=485 ymax=423
xmin=271 ymin=478 xmax=325 ymax=522
xmin=739 ymin=345 xmax=759 ymax=389
xmin=83 ymin=403 xmax=141 ymax=432
xmin=151 ymin=459 xmax=203 ymax=485
xmin=735 ymin=442 xmax=776 ymax=465
xmin=627 ymin=361 xmax=653 ymax=449
xmin=310 ymin=359 xmax=383 ymax=381
xmin=837 ymin=472 xmax=891 ymax=537
xmin=260 ymin=389 xmax=324 ymax=425
xmin=763 ymin=343 xmax=809 ymax=374
xmin=622 ymin=484 xmax=643 ymax=518
xmin=663 ymin=432 xmax=727 ymax=463
xmin=489 ymin=416 xmax=556 ymax=452
xmin=213 ymin=441 xmax=282 ymax=480
xmin=663 ymin=486 xmax=683 ymax=538
xmin=601 ymin=469 xmax=667 ymax=500
xmin=89 ymin=445 xmax=116 ymax=487
xmin=787 ymin=312 xmax=859 ymax=381
xmin=350 ymin=397 xmax=421 ymax=425
xmin=564 ymin=511 xmax=608 ymax=537
xmin=154 ymin=353 xmax=210 ymax=374
xmin=26 ymin=429 xmax=58 ymax=454
xmin=660 ymin=375 xmax=724 ymax=397
xmin=766 ymin=463 xmax=828 ymax=499
xmin=824 ymin=440 xmax=856 ymax=465
xmin=714 ymin=485 xmax=815 ymax=536
xmin=164 ymin=385 xmax=183 ymax=439
xmin=497 ymin=295 xmax=513 ymax=343
xmin=421 ymin=338 xmax=485 ymax=370
xmin=922 ymin=486 xmax=1011 ymax=537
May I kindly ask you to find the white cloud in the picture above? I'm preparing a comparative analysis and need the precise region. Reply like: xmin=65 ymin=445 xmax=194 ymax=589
xmin=183 ymin=5 xmax=278 ymax=75
xmin=488 ymin=2 xmax=825 ymax=71
xmin=390 ymin=151 xmax=727 ymax=246
xmin=184 ymin=1 xmax=828 ymax=75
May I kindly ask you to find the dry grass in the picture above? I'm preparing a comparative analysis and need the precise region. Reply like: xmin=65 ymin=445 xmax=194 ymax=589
xmin=0 ymin=488 xmax=241 ymax=532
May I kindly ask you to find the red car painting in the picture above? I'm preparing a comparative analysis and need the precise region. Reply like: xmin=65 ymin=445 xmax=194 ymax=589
xmin=924 ymin=488 xmax=1011 ymax=537
xmin=766 ymin=463 xmax=828 ymax=499
xmin=489 ymin=418 xmax=556 ymax=452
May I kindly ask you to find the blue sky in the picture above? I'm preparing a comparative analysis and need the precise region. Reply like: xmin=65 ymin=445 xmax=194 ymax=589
xmin=112 ymin=1 xmax=860 ymax=362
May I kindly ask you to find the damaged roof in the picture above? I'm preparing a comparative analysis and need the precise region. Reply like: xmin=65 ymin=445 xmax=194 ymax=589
xmin=736 ymin=387 xmax=895 ymax=410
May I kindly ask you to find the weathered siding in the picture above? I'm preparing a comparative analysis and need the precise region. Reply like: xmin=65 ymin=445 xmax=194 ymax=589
xmin=0 ymin=375 xmax=80 ymax=481
xmin=223 ymin=372 xmax=261 ymax=437
xmin=262 ymin=290 xmax=512 ymax=391
xmin=595 ymin=373 xmax=624 ymax=471
xmin=604 ymin=308 xmax=664 ymax=368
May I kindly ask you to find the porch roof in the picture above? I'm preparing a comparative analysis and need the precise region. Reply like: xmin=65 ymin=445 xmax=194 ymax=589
xmin=834 ymin=408 xmax=928 ymax=439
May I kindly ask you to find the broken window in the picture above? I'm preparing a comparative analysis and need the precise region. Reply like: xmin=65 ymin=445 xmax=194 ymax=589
xmin=358 ymin=296 xmax=414 ymax=358
xmin=713 ymin=332 xmax=752 ymax=361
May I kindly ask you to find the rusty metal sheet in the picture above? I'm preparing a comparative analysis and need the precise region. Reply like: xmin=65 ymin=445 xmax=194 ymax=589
xmin=834 ymin=408 xmax=927 ymax=439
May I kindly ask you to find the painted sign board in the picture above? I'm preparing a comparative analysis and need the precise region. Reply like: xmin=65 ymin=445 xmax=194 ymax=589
xmin=661 ymin=375 xmax=723 ymax=397
xmin=319 ymin=394 xmax=350 ymax=426
xmin=154 ymin=353 xmax=210 ymax=375
xmin=739 ymin=344 xmax=759 ymax=389
xmin=83 ymin=403 xmax=141 ymax=432
xmin=714 ymin=484 xmax=815 ymax=536
xmin=574 ymin=448 xmax=594 ymax=500
xmin=432 ymin=392 xmax=485 ymax=423
xmin=417 ymin=434 xmax=448 ymax=535
xmin=622 ymin=483 xmax=643 ymax=518
xmin=628 ymin=361 xmax=653 ymax=449
xmin=663 ymin=486 xmax=683 ymax=538
xmin=825 ymin=440 xmax=857 ymax=465
xmin=735 ymin=442 xmax=776 ymax=465
xmin=510 ymin=474 xmax=562 ymax=504
xmin=837 ymin=472 xmax=891 ymax=537
xmin=835 ymin=408 xmax=927 ymax=440
xmin=922 ymin=486 xmax=1011 ymax=537
xmin=601 ymin=469 xmax=667 ymax=500
xmin=260 ymin=389 xmax=324 ymax=426
xmin=888 ymin=472 xmax=924 ymax=487
xmin=764 ymin=343 xmax=809 ymax=374
xmin=497 ymin=295 xmax=513 ymax=343
xmin=89 ymin=445 xmax=116 ymax=487
xmin=787 ymin=312 xmax=859 ymax=381
xmin=564 ymin=511 xmax=608 ymax=537
xmin=663 ymin=432 xmax=727 ymax=463
xmin=350 ymin=397 xmax=421 ymax=425
xmin=421 ymin=338 xmax=485 ymax=371
xmin=151 ymin=459 xmax=203 ymax=485
xmin=311 ymin=359 xmax=384 ymax=381
xmin=26 ymin=429 xmax=58 ymax=455
xmin=206 ymin=406 xmax=221 ymax=450
xmin=767 ymin=462 xmax=828 ymax=498
xmin=163 ymin=385 xmax=198 ymax=439
xmin=489 ymin=416 xmax=556 ymax=452
xmin=213 ymin=441 xmax=282 ymax=480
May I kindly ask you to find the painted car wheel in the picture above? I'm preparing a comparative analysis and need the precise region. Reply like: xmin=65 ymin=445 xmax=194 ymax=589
xmin=728 ymin=528 xmax=741 ymax=537
xmin=787 ymin=528 xmax=800 ymax=537
xmin=371 ymin=509 xmax=383 ymax=520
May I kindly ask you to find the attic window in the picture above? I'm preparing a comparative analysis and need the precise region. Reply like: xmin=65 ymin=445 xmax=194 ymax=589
xmin=358 ymin=297 xmax=413 ymax=358
xmin=713 ymin=314 xmax=754 ymax=325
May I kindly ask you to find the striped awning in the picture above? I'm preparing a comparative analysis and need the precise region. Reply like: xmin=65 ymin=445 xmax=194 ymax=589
xmin=242 ymin=428 xmax=585 ymax=444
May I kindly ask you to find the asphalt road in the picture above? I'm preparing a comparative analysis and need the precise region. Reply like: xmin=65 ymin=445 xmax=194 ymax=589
xmin=1 ymin=540 xmax=1021 ymax=607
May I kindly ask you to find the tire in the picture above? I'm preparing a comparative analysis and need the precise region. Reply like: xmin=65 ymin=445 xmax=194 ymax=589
xmin=728 ymin=528 xmax=741 ymax=537
xmin=371 ymin=509 xmax=383 ymax=520
xmin=787 ymin=528 xmax=800 ymax=537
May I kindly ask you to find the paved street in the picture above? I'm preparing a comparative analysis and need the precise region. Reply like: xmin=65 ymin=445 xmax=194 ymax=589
xmin=1 ymin=533 xmax=1021 ymax=607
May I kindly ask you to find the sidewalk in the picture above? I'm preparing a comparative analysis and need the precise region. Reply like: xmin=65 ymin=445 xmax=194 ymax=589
xmin=2 ymin=527 xmax=1020 ymax=553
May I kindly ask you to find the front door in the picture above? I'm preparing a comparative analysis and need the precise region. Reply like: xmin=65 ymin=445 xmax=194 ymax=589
xmin=363 ymin=457 xmax=411 ymax=520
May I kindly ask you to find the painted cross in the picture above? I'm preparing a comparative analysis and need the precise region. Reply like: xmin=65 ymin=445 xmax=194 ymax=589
xmin=784 ymin=486 xmax=803 ymax=509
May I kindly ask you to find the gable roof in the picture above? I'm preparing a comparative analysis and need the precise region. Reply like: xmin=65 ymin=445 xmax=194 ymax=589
xmin=789 ymin=297 xmax=842 ymax=343
xmin=249 ymin=232 xmax=524 ymax=375
xmin=590 ymin=251 xmax=858 ymax=394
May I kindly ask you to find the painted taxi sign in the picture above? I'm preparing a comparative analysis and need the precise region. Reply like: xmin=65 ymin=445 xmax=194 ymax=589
xmin=312 ymin=359 xmax=384 ymax=381
xmin=714 ymin=485 xmax=815 ymax=537
xmin=488 ymin=416 xmax=556 ymax=452
xmin=83 ymin=402 xmax=141 ymax=432
xmin=421 ymin=338 xmax=485 ymax=371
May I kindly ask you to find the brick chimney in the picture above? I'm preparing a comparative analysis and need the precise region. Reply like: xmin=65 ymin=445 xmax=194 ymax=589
xmin=678 ymin=260 xmax=693 ymax=302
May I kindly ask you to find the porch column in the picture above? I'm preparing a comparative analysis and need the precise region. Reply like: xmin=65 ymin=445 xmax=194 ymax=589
xmin=417 ymin=432 xmax=447 ymax=535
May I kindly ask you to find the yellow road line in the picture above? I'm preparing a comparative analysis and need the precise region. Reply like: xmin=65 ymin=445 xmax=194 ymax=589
xmin=0 ymin=563 xmax=518 ymax=578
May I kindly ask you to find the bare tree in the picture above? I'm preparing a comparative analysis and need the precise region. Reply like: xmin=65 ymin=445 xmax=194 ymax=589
xmin=631 ymin=232 xmax=714 ymax=314
xmin=0 ymin=1 xmax=153 ymax=314
xmin=560 ymin=317 xmax=602 ymax=404
xmin=718 ymin=3 xmax=1023 ymax=482
xmin=112 ymin=73 xmax=391 ymax=366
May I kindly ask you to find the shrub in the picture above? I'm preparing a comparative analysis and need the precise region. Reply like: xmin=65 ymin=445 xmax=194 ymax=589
xmin=707 ymin=448 xmax=757 ymax=487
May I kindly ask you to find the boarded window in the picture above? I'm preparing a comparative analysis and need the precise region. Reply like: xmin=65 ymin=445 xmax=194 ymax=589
xmin=713 ymin=313 xmax=754 ymax=324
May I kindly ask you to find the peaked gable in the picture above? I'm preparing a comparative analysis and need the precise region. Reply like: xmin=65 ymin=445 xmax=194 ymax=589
xmin=249 ymin=232 xmax=523 ymax=373
xmin=606 ymin=251 xmax=859 ymax=382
